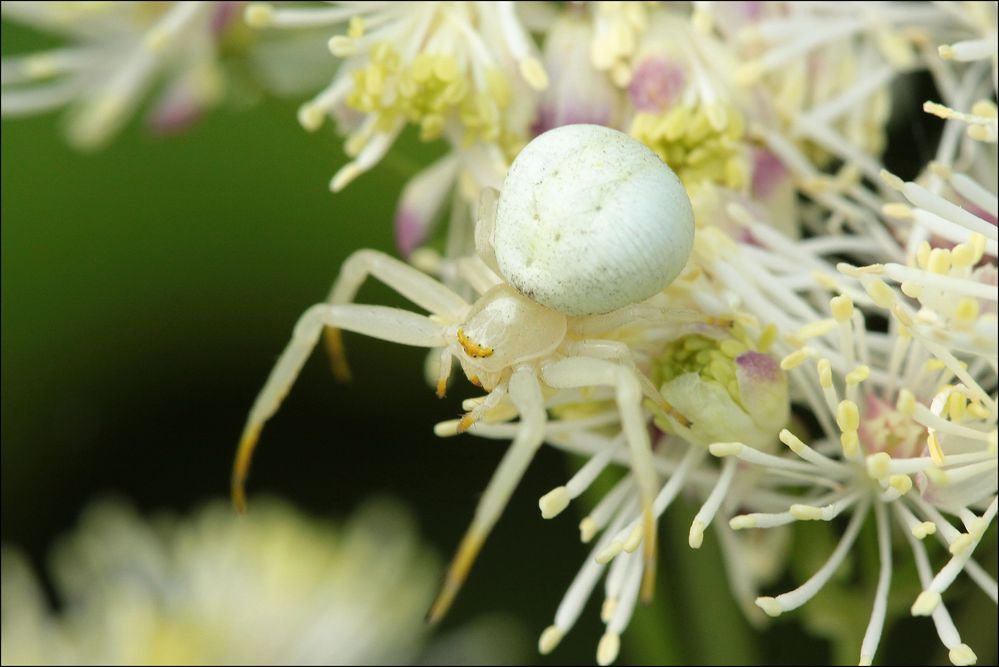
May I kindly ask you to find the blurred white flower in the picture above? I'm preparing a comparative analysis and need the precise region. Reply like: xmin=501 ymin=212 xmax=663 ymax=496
xmin=1 ymin=497 xmax=525 ymax=665
xmin=0 ymin=1 xmax=243 ymax=148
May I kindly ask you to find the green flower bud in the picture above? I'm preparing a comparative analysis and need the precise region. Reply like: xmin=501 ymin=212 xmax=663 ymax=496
xmin=650 ymin=331 xmax=788 ymax=449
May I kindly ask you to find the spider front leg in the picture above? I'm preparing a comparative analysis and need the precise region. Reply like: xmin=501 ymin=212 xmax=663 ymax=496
xmin=541 ymin=356 xmax=660 ymax=603
xmin=322 ymin=249 xmax=469 ymax=381
xmin=427 ymin=365 xmax=547 ymax=623
xmin=232 ymin=303 xmax=448 ymax=512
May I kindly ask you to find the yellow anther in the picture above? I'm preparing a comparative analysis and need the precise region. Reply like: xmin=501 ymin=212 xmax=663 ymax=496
xmin=434 ymin=56 xmax=458 ymax=82
xmin=830 ymin=295 xmax=854 ymax=322
xmin=916 ymin=241 xmax=932 ymax=269
xmin=781 ymin=348 xmax=813 ymax=370
xmin=736 ymin=61 xmax=764 ymax=86
xmin=864 ymin=279 xmax=896 ymax=308
xmin=896 ymin=389 xmax=916 ymax=415
xmin=796 ymin=319 xmax=838 ymax=339
xmin=949 ymin=533 xmax=974 ymax=556
xmin=836 ymin=400 xmax=860 ymax=432
xmin=927 ymin=248 xmax=951 ymax=274
xmin=419 ymin=114 xmax=445 ymax=141
xmin=845 ymin=366 xmax=870 ymax=385
xmin=709 ymin=442 xmax=743 ymax=457
xmin=968 ymin=123 xmax=996 ymax=142
xmin=244 ymin=3 xmax=274 ymax=28
xmin=539 ymin=626 xmax=563 ymax=655
xmin=758 ymin=324 xmax=777 ymax=352
xmin=631 ymin=103 xmax=748 ymax=191
xmin=371 ymin=41 xmax=395 ymax=66
xmin=817 ymin=358 xmax=833 ymax=388
xmin=900 ymin=281 xmax=922 ymax=298
xmin=879 ymin=169 xmax=906 ymax=190
xmin=364 ymin=66 xmax=384 ymax=96
xmin=924 ymin=358 xmax=947 ymax=372
xmin=866 ymin=452 xmax=891 ymax=479
xmin=882 ymin=202 xmax=914 ymax=220
xmin=485 ymin=70 xmax=511 ymax=107
xmin=719 ymin=339 xmax=747 ymax=358
xmin=953 ymin=297 xmax=979 ymax=325
xmin=951 ymin=243 xmax=974 ymax=269
xmin=410 ymin=53 xmax=434 ymax=83
xmin=967 ymin=402 xmax=989 ymax=419
xmin=889 ymin=474 xmax=913 ymax=495
xmin=779 ymin=429 xmax=808 ymax=454
xmin=971 ymin=99 xmax=998 ymax=118
xmin=813 ymin=272 xmax=840 ymax=291
xmin=923 ymin=100 xmax=954 ymax=120
xmin=518 ymin=57 xmax=549 ymax=90
xmin=968 ymin=233 xmax=986 ymax=263
xmin=347 ymin=16 xmax=365 ymax=39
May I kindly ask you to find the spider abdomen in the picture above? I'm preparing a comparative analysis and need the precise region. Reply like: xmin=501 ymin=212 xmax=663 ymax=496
xmin=493 ymin=123 xmax=695 ymax=316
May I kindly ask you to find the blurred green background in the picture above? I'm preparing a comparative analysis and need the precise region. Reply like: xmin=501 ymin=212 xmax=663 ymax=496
xmin=2 ymin=17 xmax=995 ymax=667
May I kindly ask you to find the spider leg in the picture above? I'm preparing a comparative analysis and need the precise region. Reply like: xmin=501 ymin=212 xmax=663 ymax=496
xmin=562 ymin=339 xmax=690 ymax=426
xmin=569 ymin=301 xmax=731 ymax=337
xmin=322 ymin=250 xmax=469 ymax=381
xmin=456 ymin=383 xmax=508 ymax=432
xmin=473 ymin=186 xmax=501 ymax=273
xmin=427 ymin=365 xmax=546 ymax=623
xmin=233 ymin=303 xmax=447 ymax=512
xmin=542 ymin=356 xmax=660 ymax=603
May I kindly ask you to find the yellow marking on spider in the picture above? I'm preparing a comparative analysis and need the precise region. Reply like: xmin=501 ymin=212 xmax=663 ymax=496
xmin=324 ymin=327 xmax=352 ymax=382
xmin=658 ymin=399 xmax=691 ymax=428
xmin=231 ymin=423 xmax=263 ymax=514
xmin=457 ymin=412 xmax=477 ymax=433
xmin=457 ymin=328 xmax=494 ymax=358
xmin=426 ymin=528 xmax=485 ymax=624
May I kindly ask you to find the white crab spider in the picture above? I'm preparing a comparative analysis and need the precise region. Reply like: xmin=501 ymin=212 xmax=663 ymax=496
xmin=232 ymin=124 xmax=695 ymax=622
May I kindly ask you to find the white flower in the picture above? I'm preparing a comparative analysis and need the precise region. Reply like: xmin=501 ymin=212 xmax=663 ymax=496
xmin=1 ymin=497 xmax=525 ymax=665
xmin=533 ymin=8 xmax=620 ymax=135
xmin=1 ymin=1 xmax=237 ymax=149
xmin=244 ymin=1 xmax=548 ymax=192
